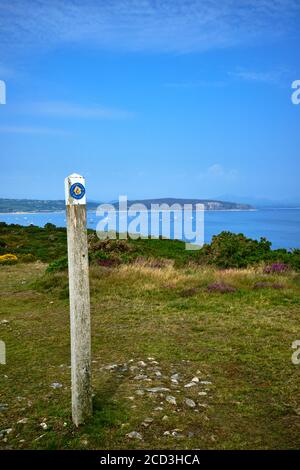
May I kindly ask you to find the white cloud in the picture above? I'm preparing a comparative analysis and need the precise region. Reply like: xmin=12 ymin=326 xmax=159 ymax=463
xmin=198 ymin=164 xmax=238 ymax=180
xmin=229 ymin=68 xmax=289 ymax=85
xmin=0 ymin=63 xmax=16 ymax=79
xmin=0 ymin=125 xmax=70 ymax=135
xmin=164 ymin=80 xmax=226 ymax=88
xmin=0 ymin=0 xmax=299 ymax=55
xmin=27 ymin=101 xmax=134 ymax=120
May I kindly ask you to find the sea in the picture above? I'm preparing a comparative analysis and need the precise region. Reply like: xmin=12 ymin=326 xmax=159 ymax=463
xmin=0 ymin=208 xmax=300 ymax=251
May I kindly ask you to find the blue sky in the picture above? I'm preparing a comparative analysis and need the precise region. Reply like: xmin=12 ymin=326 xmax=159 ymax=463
xmin=0 ymin=0 xmax=300 ymax=202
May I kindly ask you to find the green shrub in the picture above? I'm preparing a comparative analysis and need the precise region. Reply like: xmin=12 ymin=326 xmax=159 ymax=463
xmin=198 ymin=231 xmax=272 ymax=268
xmin=47 ymin=256 xmax=68 ymax=273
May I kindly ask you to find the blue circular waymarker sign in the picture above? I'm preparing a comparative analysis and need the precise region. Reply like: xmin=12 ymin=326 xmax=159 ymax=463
xmin=70 ymin=182 xmax=86 ymax=200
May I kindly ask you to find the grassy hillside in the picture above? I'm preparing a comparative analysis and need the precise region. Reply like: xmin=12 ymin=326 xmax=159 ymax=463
xmin=0 ymin=261 xmax=300 ymax=449
xmin=1 ymin=223 xmax=300 ymax=449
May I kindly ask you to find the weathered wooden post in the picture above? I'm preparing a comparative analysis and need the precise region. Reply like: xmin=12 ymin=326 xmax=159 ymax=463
xmin=65 ymin=173 xmax=92 ymax=426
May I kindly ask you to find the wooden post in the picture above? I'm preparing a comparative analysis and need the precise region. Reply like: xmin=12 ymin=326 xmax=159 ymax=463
xmin=65 ymin=173 xmax=92 ymax=426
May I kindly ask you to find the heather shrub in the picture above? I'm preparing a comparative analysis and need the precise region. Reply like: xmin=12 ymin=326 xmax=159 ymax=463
xmin=263 ymin=263 xmax=289 ymax=274
xmin=207 ymin=281 xmax=237 ymax=293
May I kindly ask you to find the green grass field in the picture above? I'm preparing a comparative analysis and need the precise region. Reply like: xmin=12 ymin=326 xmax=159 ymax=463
xmin=1 ymin=257 xmax=300 ymax=449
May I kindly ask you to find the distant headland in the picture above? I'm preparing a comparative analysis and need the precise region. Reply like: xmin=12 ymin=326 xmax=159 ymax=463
xmin=0 ymin=198 xmax=253 ymax=213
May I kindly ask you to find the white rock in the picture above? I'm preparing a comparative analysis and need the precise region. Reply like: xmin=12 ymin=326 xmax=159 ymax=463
xmin=50 ymin=382 xmax=62 ymax=389
xmin=135 ymin=390 xmax=145 ymax=396
xmin=171 ymin=431 xmax=184 ymax=438
xmin=147 ymin=357 xmax=155 ymax=361
xmin=162 ymin=415 xmax=169 ymax=421
xmin=171 ymin=373 xmax=179 ymax=381
xmin=198 ymin=391 xmax=207 ymax=396
xmin=184 ymin=398 xmax=196 ymax=408
xmin=200 ymin=381 xmax=212 ymax=385
xmin=144 ymin=417 xmax=153 ymax=424
xmin=154 ymin=371 xmax=162 ymax=378
xmin=104 ymin=364 xmax=118 ymax=371
xmin=134 ymin=374 xmax=148 ymax=380
xmin=154 ymin=406 xmax=163 ymax=411
xmin=137 ymin=361 xmax=147 ymax=367
xmin=126 ymin=431 xmax=143 ymax=440
xmin=184 ymin=382 xmax=197 ymax=388
xmin=147 ymin=387 xmax=170 ymax=393
xmin=40 ymin=423 xmax=48 ymax=430
xmin=165 ymin=395 xmax=177 ymax=405
xmin=17 ymin=418 xmax=28 ymax=424
xmin=191 ymin=377 xmax=199 ymax=383
xmin=163 ymin=431 xmax=171 ymax=436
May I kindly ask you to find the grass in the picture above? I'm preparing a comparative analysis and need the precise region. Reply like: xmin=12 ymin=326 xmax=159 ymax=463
xmin=1 ymin=261 xmax=300 ymax=449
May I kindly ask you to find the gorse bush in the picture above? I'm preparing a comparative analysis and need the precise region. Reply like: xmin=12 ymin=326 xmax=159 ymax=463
xmin=0 ymin=253 xmax=18 ymax=264
xmin=198 ymin=231 xmax=272 ymax=268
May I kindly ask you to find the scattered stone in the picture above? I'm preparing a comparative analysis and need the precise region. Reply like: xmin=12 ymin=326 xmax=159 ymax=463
xmin=33 ymin=433 xmax=47 ymax=442
xmin=17 ymin=418 xmax=28 ymax=424
xmin=163 ymin=431 xmax=171 ymax=436
xmin=146 ymin=387 xmax=170 ymax=393
xmin=40 ymin=422 xmax=48 ymax=430
xmin=162 ymin=415 xmax=169 ymax=421
xmin=154 ymin=406 xmax=163 ymax=411
xmin=50 ymin=382 xmax=62 ymax=389
xmin=104 ymin=364 xmax=118 ymax=371
xmin=171 ymin=373 xmax=179 ymax=381
xmin=142 ymin=417 xmax=154 ymax=427
xmin=200 ymin=381 xmax=212 ymax=385
xmin=184 ymin=398 xmax=196 ymax=408
xmin=135 ymin=390 xmax=145 ymax=396
xmin=0 ymin=428 xmax=12 ymax=438
xmin=150 ymin=361 xmax=159 ymax=365
xmin=184 ymin=382 xmax=197 ymax=388
xmin=126 ymin=396 xmax=135 ymax=401
xmin=198 ymin=391 xmax=207 ymax=396
xmin=166 ymin=395 xmax=177 ymax=406
xmin=147 ymin=357 xmax=155 ymax=361
xmin=171 ymin=430 xmax=185 ymax=438
xmin=134 ymin=374 xmax=148 ymax=380
xmin=191 ymin=377 xmax=199 ymax=383
xmin=137 ymin=361 xmax=147 ymax=367
xmin=126 ymin=431 xmax=143 ymax=440
xmin=0 ymin=320 xmax=9 ymax=325
xmin=154 ymin=371 xmax=162 ymax=378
